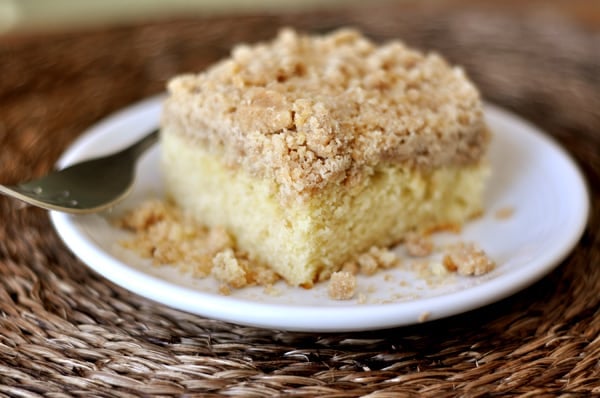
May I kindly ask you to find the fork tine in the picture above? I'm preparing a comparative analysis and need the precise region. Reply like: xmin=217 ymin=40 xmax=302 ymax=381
xmin=0 ymin=128 xmax=159 ymax=213
xmin=0 ymin=184 xmax=57 ymax=210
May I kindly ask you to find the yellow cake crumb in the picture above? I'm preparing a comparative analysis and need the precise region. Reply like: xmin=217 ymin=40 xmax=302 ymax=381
xmin=328 ymin=271 xmax=357 ymax=300
xmin=443 ymin=242 xmax=496 ymax=276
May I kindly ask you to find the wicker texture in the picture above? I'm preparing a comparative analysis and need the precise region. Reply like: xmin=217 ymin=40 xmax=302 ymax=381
xmin=1 ymin=2 xmax=599 ymax=396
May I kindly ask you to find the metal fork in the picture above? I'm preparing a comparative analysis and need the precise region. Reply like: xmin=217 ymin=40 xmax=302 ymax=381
xmin=0 ymin=129 xmax=159 ymax=214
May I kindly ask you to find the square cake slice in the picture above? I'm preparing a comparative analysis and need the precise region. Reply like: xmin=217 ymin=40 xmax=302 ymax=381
xmin=161 ymin=28 xmax=490 ymax=287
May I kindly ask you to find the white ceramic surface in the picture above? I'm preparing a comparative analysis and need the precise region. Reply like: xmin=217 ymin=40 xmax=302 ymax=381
xmin=50 ymin=96 xmax=589 ymax=332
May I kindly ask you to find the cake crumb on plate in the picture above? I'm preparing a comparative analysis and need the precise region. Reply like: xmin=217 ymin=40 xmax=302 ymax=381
xmin=211 ymin=249 xmax=249 ymax=288
xmin=494 ymin=206 xmax=515 ymax=220
xmin=328 ymin=271 xmax=357 ymax=300
xmin=443 ymin=242 xmax=496 ymax=276
xmin=418 ymin=311 xmax=431 ymax=323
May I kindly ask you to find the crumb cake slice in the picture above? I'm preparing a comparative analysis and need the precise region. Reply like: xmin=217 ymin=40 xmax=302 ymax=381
xmin=161 ymin=28 xmax=490 ymax=287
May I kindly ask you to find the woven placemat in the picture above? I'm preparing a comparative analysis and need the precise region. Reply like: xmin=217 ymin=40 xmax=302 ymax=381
xmin=1 ymin=2 xmax=599 ymax=396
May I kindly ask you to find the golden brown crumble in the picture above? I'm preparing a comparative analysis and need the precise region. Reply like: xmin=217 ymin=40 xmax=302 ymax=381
xmin=353 ymin=246 xmax=401 ymax=276
xmin=211 ymin=249 xmax=248 ymax=288
xmin=322 ymin=246 xmax=400 ymax=281
xmin=117 ymin=199 xmax=224 ymax=276
xmin=116 ymin=199 xmax=179 ymax=230
xmin=405 ymin=232 xmax=434 ymax=257
xmin=116 ymin=200 xmax=280 ymax=289
xmin=370 ymin=246 xmax=402 ymax=269
xmin=443 ymin=242 xmax=496 ymax=276
xmin=327 ymin=271 xmax=357 ymax=300
xmin=162 ymin=28 xmax=489 ymax=201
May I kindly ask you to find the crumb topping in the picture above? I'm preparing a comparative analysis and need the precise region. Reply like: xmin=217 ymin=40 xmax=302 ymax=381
xmin=163 ymin=28 xmax=489 ymax=201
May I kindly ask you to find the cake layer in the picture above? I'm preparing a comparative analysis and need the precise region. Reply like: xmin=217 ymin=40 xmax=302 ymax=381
xmin=162 ymin=130 xmax=487 ymax=287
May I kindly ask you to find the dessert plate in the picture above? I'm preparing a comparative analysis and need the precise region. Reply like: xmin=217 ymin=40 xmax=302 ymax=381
xmin=50 ymin=95 xmax=589 ymax=332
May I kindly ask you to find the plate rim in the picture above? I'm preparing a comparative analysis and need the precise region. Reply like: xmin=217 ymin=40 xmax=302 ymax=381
xmin=50 ymin=96 xmax=590 ymax=332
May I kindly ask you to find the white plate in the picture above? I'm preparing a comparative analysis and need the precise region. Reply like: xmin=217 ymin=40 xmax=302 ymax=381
xmin=50 ymin=96 xmax=589 ymax=332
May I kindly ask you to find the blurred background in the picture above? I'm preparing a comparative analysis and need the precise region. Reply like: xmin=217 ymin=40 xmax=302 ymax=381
xmin=0 ymin=0 xmax=373 ymax=33
xmin=2 ymin=0 xmax=598 ymax=34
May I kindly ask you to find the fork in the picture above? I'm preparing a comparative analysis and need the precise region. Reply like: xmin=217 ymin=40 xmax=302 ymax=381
xmin=0 ymin=129 xmax=159 ymax=214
